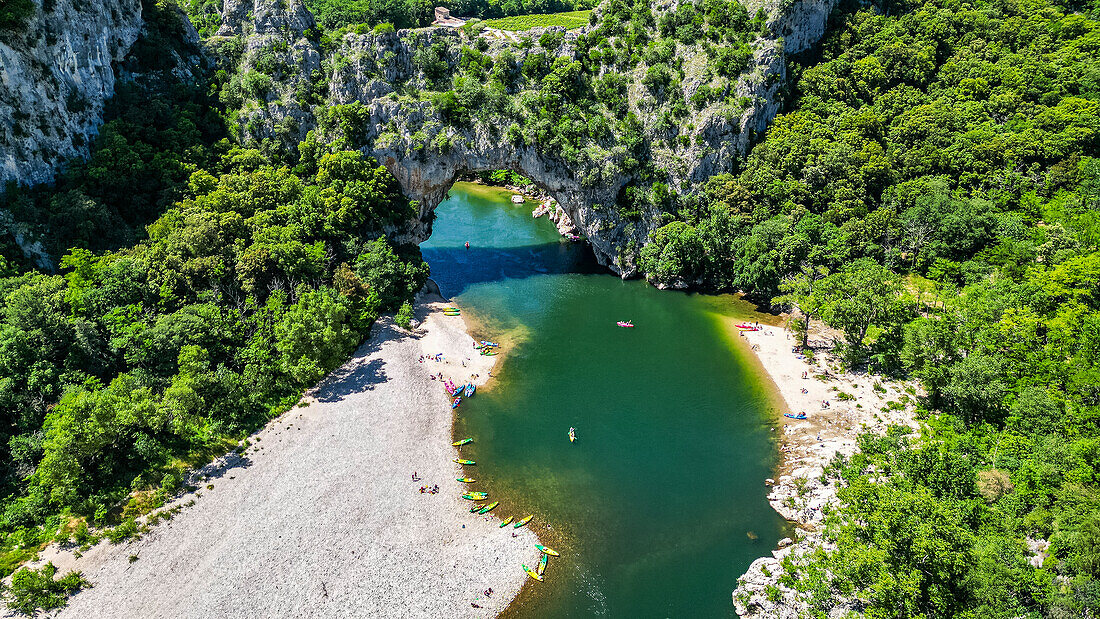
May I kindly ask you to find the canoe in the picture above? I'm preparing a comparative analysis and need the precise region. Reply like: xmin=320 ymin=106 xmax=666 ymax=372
xmin=523 ymin=564 xmax=543 ymax=582
xmin=499 ymin=516 xmax=513 ymax=527
xmin=514 ymin=515 xmax=533 ymax=528
xmin=535 ymin=545 xmax=560 ymax=557
xmin=456 ymin=478 xmax=476 ymax=483
xmin=478 ymin=501 xmax=499 ymax=514
xmin=462 ymin=492 xmax=488 ymax=500
xmin=537 ymin=553 xmax=548 ymax=576
xmin=454 ymin=458 xmax=475 ymax=465
xmin=452 ymin=438 xmax=473 ymax=446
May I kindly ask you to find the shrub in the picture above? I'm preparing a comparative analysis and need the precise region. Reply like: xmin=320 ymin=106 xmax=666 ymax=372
xmin=2 ymin=563 xmax=89 ymax=616
xmin=395 ymin=300 xmax=413 ymax=329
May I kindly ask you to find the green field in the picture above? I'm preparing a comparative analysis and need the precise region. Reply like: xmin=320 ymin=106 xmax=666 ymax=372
xmin=481 ymin=10 xmax=590 ymax=31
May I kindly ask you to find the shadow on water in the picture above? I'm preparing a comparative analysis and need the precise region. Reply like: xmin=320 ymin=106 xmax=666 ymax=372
xmin=421 ymin=242 xmax=606 ymax=299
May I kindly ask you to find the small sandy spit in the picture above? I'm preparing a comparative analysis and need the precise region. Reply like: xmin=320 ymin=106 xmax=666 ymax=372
xmin=15 ymin=288 xmax=538 ymax=618
xmin=732 ymin=323 xmax=920 ymax=618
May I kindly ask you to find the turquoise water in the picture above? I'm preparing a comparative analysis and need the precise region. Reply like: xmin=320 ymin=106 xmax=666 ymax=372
xmin=421 ymin=183 xmax=787 ymax=617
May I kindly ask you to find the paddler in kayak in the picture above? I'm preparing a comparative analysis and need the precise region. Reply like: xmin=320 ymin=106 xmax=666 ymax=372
xmin=465 ymin=241 xmax=470 ymax=250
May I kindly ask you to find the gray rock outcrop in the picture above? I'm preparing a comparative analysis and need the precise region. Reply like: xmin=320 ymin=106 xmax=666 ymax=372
xmin=214 ymin=0 xmax=841 ymax=277
xmin=0 ymin=0 xmax=144 ymax=189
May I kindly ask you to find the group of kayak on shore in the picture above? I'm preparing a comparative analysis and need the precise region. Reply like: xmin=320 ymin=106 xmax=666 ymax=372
xmin=451 ymin=433 xmax=559 ymax=583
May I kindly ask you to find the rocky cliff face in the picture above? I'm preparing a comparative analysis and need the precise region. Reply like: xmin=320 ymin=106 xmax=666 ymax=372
xmin=0 ymin=0 xmax=144 ymax=189
xmin=215 ymin=0 xmax=840 ymax=277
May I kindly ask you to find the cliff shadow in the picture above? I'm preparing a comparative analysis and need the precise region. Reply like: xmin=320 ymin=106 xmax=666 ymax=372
xmin=421 ymin=242 xmax=606 ymax=298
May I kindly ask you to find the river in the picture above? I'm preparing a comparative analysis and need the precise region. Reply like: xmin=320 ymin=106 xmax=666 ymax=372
xmin=420 ymin=182 xmax=788 ymax=617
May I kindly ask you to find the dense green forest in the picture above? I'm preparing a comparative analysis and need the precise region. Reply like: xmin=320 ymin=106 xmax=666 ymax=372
xmin=655 ymin=0 xmax=1100 ymax=614
xmin=2 ymin=0 xmax=1100 ymax=614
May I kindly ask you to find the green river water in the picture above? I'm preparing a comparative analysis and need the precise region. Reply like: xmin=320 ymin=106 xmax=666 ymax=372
xmin=420 ymin=183 xmax=788 ymax=617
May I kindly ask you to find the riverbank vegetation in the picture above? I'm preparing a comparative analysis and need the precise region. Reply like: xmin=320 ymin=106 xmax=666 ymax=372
xmin=650 ymin=0 xmax=1100 ymax=614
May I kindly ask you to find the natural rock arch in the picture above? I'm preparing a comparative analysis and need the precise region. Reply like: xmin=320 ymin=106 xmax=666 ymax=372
xmin=370 ymin=140 xmax=644 ymax=275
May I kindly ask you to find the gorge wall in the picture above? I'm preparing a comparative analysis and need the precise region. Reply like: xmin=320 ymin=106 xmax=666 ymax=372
xmin=0 ymin=0 xmax=840 ymax=275
xmin=0 ymin=0 xmax=144 ymax=189
xmin=218 ymin=0 xmax=841 ymax=276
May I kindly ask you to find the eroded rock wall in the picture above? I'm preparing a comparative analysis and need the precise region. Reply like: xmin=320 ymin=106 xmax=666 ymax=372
xmin=0 ymin=0 xmax=144 ymax=188
xmin=216 ymin=0 xmax=840 ymax=277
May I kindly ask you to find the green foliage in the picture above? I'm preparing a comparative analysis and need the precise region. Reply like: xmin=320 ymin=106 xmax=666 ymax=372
xmin=482 ymin=10 xmax=592 ymax=31
xmin=0 ymin=151 xmax=423 ymax=577
xmin=395 ymin=300 xmax=414 ymax=329
xmin=639 ymin=221 xmax=706 ymax=286
xmin=0 ymin=0 xmax=34 ymax=32
xmin=1 ymin=563 xmax=89 ymax=617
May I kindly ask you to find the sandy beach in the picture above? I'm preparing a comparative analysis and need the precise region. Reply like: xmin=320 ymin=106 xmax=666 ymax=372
xmin=732 ymin=322 xmax=919 ymax=616
xmin=16 ymin=290 xmax=539 ymax=619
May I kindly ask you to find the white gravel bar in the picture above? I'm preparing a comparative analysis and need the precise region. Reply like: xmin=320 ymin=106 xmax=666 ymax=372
xmin=25 ymin=292 xmax=539 ymax=618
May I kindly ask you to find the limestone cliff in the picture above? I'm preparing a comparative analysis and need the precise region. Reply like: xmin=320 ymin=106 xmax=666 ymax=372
xmin=213 ymin=0 xmax=840 ymax=277
xmin=0 ymin=0 xmax=144 ymax=189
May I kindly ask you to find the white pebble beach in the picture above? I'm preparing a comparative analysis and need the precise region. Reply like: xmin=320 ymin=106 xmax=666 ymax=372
xmin=17 ymin=290 xmax=540 ymax=618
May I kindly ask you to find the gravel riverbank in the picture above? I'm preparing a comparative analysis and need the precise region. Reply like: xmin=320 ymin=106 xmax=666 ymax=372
xmin=732 ymin=324 xmax=919 ymax=617
xmin=18 ymin=292 xmax=539 ymax=619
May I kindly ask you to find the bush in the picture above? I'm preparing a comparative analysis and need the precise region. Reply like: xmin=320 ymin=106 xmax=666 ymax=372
xmin=395 ymin=300 xmax=414 ymax=329
xmin=0 ymin=0 xmax=34 ymax=31
xmin=2 ymin=563 xmax=89 ymax=616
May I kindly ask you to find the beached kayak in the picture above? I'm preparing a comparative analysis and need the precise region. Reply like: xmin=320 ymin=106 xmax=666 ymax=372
xmin=535 ymin=544 xmax=560 ymax=557
xmin=537 ymin=553 xmax=548 ymax=576
xmin=464 ymin=384 xmax=475 ymax=397
xmin=499 ymin=516 xmax=513 ymax=527
xmin=783 ymin=413 xmax=807 ymax=420
xmin=452 ymin=438 xmax=473 ymax=446
xmin=454 ymin=458 xmax=475 ymax=465
xmin=469 ymin=504 xmax=484 ymax=512
xmin=462 ymin=492 xmax=488 ymax=500
xmin=514 ymin=515 xmax=533 ymax=528
xmin=523 ymin=564 xmax=543 ymax=582
xmin=478 ymin=501 xmax=499 ymax=514
xmin=456 ymin=477 xmax=476 ymax=483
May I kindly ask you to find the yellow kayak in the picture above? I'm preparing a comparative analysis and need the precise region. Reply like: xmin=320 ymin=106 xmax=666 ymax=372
xmin=478 ymin=501 xmax=499 ymax=514
xmin=523 ymin=564 xmax=543 ymax=582
xmin=456 ymin=477 xmax=476 ymax=483
xmin=452 ymin=438 xmax=473 ymax=446
xmin=499 ymin=516 xmax=513 ymax=527
xmin=537 ymin=553 xmax=548 ymax=576
xmin=514 ymin=515 xmax=533 ymax=528
xmin=535 ymin=544 xmax=559 ymax=557
xmin=454 ymin=459 xmax=475 ymax=465
xmin=462 ymin=492 xmax=488 ymax=500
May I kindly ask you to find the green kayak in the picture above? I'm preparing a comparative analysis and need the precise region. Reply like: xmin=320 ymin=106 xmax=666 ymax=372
xmin=478 ymin=501 xmax=499 ymax=514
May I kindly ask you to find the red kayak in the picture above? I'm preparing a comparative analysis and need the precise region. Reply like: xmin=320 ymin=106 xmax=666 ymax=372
xmin=616 ymin=321 xmax=634 ymax=328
